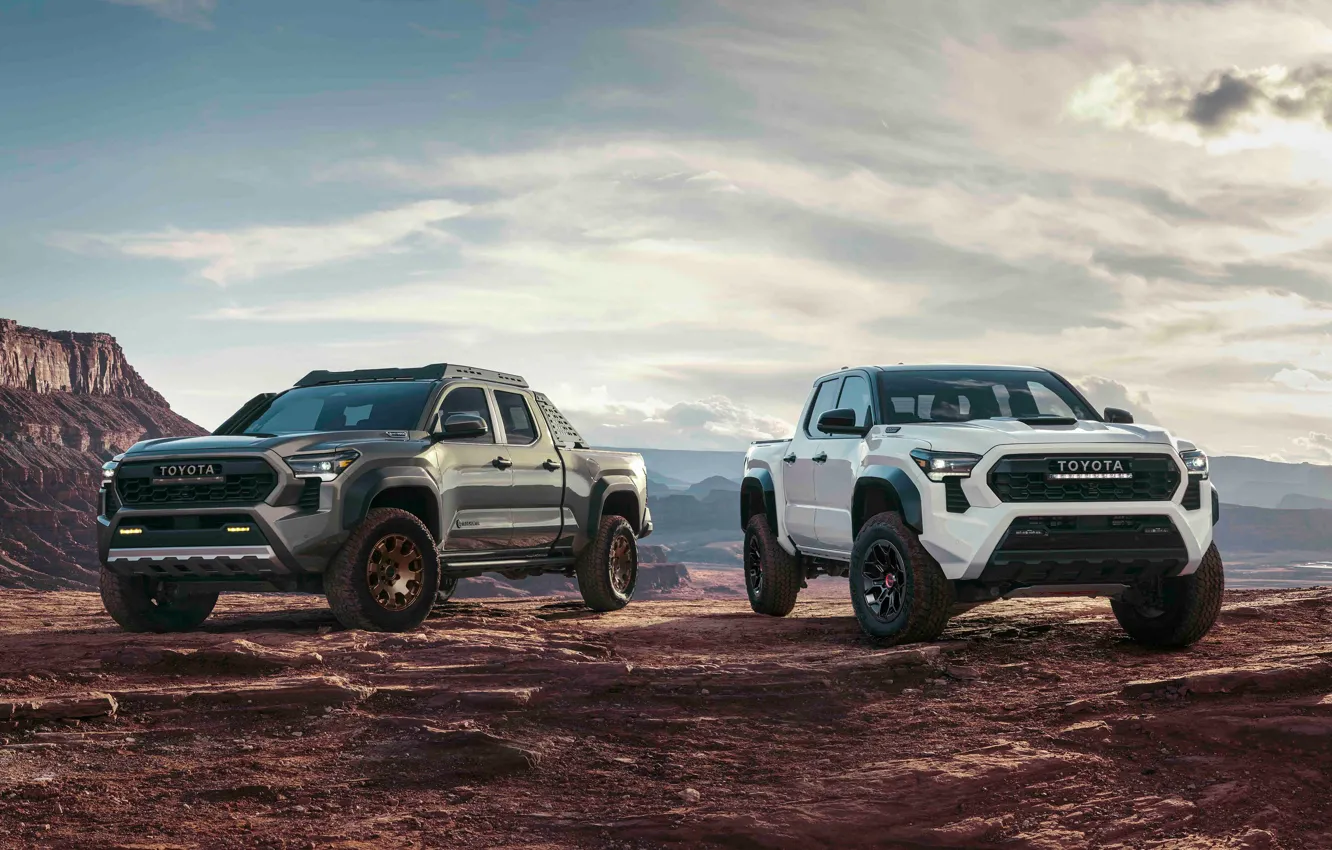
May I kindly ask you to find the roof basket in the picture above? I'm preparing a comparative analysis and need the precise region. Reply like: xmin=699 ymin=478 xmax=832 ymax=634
xmin=294 ymin=363 xmax=528 ymax=388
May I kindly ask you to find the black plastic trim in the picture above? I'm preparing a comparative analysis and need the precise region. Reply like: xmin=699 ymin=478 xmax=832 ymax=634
xmin=857 ymin=466 xmax=923 ymax=533
xmin=741 ymin=469 xmax=779 ymax=532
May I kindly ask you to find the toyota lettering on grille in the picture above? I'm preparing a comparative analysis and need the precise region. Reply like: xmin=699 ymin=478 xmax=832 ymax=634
xmin=1047 ymin=457 xmax=1133 ymax=481
xmin=151 ymin=462 xmax=225 ymax=485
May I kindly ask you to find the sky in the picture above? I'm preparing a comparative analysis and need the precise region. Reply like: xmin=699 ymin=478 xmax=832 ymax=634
xmin=4 ymin=0 xmax=1332 ymax=458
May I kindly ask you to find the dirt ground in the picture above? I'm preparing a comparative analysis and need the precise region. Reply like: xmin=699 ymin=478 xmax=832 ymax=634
xmin=0 ymin=573 xmax=1330 ymax=849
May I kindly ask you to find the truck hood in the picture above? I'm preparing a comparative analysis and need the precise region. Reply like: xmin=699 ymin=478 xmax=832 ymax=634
xmin=875 ymin=419 xmax=1185 ymax=456
xmin=120 ymin=431 xmax=426 ymax=460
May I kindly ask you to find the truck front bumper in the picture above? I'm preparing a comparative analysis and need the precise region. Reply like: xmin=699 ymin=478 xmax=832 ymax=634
xmin=917 ymin=472 xmax=1218 ymax=587
xmin=97 ymin=472 xmax=351 ymax=579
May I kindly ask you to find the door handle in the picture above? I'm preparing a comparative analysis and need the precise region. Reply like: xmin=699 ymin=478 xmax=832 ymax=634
xmin=782 ymin=453 xmax=797 ymax=465
xmin=812 ymin=452 xmax=828 ymax=464
xmin=542 ymin=459 xmax=562 ymax=472
xmin=492 ymin=456 xmax=514 ymax=470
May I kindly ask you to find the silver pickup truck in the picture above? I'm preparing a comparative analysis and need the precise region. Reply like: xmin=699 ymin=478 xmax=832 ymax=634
xmin=97 ymin=363 xmax=652 ymax=632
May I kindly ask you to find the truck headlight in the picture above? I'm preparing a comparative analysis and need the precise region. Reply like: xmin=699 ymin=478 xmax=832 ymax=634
xmin=286 ymin=449 xmax=360 ymax=482
xmin=101 ymin=453 xmax=125 ymax=482
xmin=910 ymin=449 xmax=982 ymax=482
xmin=1180 ymin=449 xmax=1209 ymax=479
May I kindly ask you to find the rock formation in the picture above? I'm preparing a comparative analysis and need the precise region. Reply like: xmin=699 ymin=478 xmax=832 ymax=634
xmin=0 ymin=319 xmax=205 ymax=589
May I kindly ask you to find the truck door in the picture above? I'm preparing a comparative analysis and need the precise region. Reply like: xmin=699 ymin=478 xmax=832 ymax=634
xmin=493 ymin=388 xmax=565 ymax=550
xmin=784 ymin=377 xmax=842 ymax=550
xmin=814 ymin=373 xmax=874 ymax=554
xmin=430 ymin=385 xmax=512 ymax=552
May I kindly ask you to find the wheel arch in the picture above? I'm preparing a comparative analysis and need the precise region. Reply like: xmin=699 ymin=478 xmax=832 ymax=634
xmin=741 ymin=469 xmax=778 ymax=533
xmin=343 ymin=468 xmax=442 ymax=542
xmin=853 ymin=466 xmax=923 ymax=537
xmin=587 ymin=476 xmax=642 ymax=536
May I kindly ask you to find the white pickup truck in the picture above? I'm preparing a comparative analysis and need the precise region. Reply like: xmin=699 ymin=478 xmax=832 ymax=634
xmin=741 ymin=365 xmax=1223 ymax=647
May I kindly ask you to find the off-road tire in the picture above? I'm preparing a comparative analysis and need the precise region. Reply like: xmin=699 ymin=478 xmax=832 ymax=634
xmin=743 ymin=514 xmax=802 ymax=617
xmin=99 ymin=568 xmax=218 ymax=633
xmin=325 ymin=508 xmax=441 ymax=632
xmin=849 ymin=512 xmax=954 ymax=643
xmin=1111 ymin=543 xmax=1224 ymax=649
xmin=575 ymin=514 xmax=637 ymax=612
xmin=435 ymin=576 xmax=459 ymax=606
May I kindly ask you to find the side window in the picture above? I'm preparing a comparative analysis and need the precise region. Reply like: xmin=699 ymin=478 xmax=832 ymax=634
xmin=804 ymin=378 xmax=843 ymax=438
xmin=495 ymin=390 xmax=539 ymax=445
xmin=434 ymin=386 xmax=495 ymax=444
xmin=836 ymin=375 xmax=873 ymax=429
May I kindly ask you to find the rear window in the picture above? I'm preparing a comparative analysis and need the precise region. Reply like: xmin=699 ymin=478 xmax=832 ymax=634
xmin=876 ymin=370 xmax=1095 ymax=424
xmin=242 ymin=382 xmax=435 ymax=435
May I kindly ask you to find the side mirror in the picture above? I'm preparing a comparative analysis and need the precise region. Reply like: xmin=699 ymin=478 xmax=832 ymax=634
xmin=1104 ymin=407 xmax=1134 ymax=424
xmin=432 ymin=412 xmax=489 ymax=441
xmin=817 ymin=408 xmax=867 ymax=436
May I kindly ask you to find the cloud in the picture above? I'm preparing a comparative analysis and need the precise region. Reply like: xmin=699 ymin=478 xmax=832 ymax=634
xmin=1070 ymin=62 xmax=1332 ymax=150
xmin=106 ymin=0 xmax=215 ymax=26
xmin=1073 ymin=376 xmax=1160 ymax=426
xmin=56 ymin=200 xmax=468 ymax=285
xmin=1294 ymin=431 xmax=1332 ymax=461
xmin=551 ymin=386 xmax=793 ymax=450
xmin=1272 ymin=368 xmax=1332 ymax=392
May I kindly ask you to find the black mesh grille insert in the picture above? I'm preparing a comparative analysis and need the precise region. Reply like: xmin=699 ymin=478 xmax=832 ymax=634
xmin=945 ymin=478 xmax=970 ymax=513
xmin=115 ymin=458 xmax=278 ymax=507
xmin=298 ymin=478 xmax=322 ymax=511
xmin=988 ymin=454 xmax=1181 ymax=503
xmin=1182 ymin=477 xmax=1202 ymax=510
xmin=103 ymin=486 xmax=121 ymax=518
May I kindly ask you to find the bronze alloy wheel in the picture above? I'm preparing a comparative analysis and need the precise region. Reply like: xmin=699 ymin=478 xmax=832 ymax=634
xmin=367 ymin=533 xmax=425 ymax=611
xmin=609 ymin=531 xmax=634 ymax=595
xmin=862 ymin=540 xmax=907 ymax=623
xmin=744 ymin=533 xmax=764 ymax=594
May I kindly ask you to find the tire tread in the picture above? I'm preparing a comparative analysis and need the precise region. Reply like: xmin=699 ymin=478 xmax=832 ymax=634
xmin=1112 ymin=543 xmax=1224 ymax=648
xmin=744 ymin=514 xmax=802 ymax=617
xmin=575 ymin=514 xmax=637 ymax=612
xmin=851 ymin=512 xmax=953 ymax=643
xmin=325 ymin=507 xmax=440 ymax=632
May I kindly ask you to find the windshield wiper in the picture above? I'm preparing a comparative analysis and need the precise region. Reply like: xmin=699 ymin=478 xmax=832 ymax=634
xmin=242 ymin=432 xmax=278 ymax=438
xmin=1014 ymin=415 xmax=1077 ymax=426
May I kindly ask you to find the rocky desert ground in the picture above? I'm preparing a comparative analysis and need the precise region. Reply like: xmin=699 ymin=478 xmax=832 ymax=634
xmin=1 ymin=572 xmax=1330 ymax=850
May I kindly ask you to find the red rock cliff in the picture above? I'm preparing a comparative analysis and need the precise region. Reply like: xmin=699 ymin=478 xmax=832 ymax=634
xmin=0 ymin=319 xmax=206 ymax=590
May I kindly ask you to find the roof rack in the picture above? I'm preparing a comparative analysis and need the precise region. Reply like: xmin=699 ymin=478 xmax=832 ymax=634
xmin=294 ymin=363 xmax=528 ymax=388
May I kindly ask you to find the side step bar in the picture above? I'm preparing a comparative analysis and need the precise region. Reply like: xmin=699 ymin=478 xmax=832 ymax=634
xmin=440 ymin=555 xmax=577 ymax=579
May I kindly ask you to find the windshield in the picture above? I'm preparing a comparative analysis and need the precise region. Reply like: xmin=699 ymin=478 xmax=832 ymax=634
xmin=241 ymin=382 xmax=436 ymax=435
xmin=875 ymin=370 xmax=1097 ymax=424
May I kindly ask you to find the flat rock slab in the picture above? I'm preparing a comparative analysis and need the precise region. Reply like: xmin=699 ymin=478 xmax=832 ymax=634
xmin=0 ymin=692 xmax=118 ymax=721
xmin=112 ymin=676 xmax=373 ymax=712
xmin=1122 ymin=661 xmax=1332 ymax=699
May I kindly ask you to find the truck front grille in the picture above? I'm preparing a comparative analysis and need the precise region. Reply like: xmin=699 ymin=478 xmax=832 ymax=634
xmin=988 ymin=454 xmax=1181 ymax=503
xmin=115 ymin=459 xmax=278 ymax=507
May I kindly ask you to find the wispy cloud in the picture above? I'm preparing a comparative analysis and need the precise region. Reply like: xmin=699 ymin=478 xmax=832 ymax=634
xmin=56 ymin=199 xmax=468 ymax=285
xmin=105 ymin=0 xmax=216 ymax=26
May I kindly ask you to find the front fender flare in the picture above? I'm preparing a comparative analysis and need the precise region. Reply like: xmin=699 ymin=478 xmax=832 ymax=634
xmin=341 ymin=466 xmax=439 ymax=532
xmin=741 ymin=469 xmax=778 ymax=532
xmin=855 ymin=465 xmax=923 ymax=534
